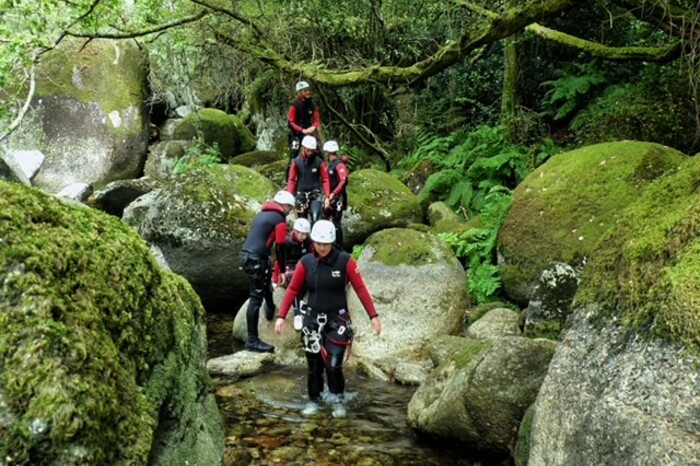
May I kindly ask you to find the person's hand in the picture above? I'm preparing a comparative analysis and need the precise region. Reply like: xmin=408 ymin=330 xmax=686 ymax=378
xmin=275 ymin=317 xmax=286 ymax=335
xmin=371 ymin=316 xmax=382 ymax=335
xmin=277 ymin=274 xmax=287 ymax=287
xmin=324 ymin=197 xmax=331 ymax=210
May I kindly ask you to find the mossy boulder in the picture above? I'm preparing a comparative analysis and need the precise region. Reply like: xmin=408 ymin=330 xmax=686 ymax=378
xmin=0 ymin=181 xmax=223 ymax=465
xmin=407 ymin=336 xmax=556 ymax=455
xmin=143 ymin=140 xmax=192 ymax=182
xmin=171 ymin=109 xmax=255 ymax=161
xmin=498 ymin=141 xmax=687 ymax=306
xmin=348 ymin=228 xmax=469 ymax=378
xmin=230 ymin=150 xmax=284 ymax=168
xmin=576 ymin=154 xmax=700 ymax=351
xmin=514 ymin=404 xmax=535 ymax=466
xmin=124 ymin=164 xmax=277 ymax=310
xmin=5 ymin=38 xmax=149 ymax=192
xmin=343 ymin=169 xmax=423 ymax=249
xmin=256 ymin=159 xmax=288 ymax=188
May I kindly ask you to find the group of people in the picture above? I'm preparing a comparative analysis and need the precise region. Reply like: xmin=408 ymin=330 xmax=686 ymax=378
xmin=237 ymin=81 xmax=381 ymax=418
xmin=287 ymin=80 xmax=349 ymax=247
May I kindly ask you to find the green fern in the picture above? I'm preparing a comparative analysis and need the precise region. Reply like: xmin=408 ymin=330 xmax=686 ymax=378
xmin=172 ymin=138 xmax=221 ymax=175
xmin=541 ymin=62 xmax=607 ymax=121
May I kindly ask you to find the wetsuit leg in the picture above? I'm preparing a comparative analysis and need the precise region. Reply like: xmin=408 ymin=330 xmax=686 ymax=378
xmin=309 ymin=198 xmax=323 ymax=226
xmin=245 ymin=268 xmax=265 ymax=337
xmin=305 ymin=351 xmax=325 ymax=401
xmin=324 ymin=339 xmax=347 ymax=396
xmin=333 ymin=209 xmax=343 ymax=249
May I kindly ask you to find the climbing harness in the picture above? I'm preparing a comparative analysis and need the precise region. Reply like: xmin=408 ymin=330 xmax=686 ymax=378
xmin=302 ymin=313 xmax=327 ymax=353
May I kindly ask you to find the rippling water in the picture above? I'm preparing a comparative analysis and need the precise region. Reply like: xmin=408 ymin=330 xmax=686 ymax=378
xmin=207 ymin=313 xmax=509 ymax=466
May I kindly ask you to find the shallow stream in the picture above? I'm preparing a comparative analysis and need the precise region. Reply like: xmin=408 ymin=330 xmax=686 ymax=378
xmin=207 ymin=313 xmax=508 ymax=466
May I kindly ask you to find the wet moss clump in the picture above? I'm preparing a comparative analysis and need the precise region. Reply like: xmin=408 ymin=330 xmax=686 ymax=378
xmin=575 ymin=155 xmax=700 ymax=352
xmin=0 ymin=181 xmax=207 ymax=464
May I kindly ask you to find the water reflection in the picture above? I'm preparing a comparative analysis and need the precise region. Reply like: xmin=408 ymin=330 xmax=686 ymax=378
xmin=206 ymin=313 xmax=505 ymax=466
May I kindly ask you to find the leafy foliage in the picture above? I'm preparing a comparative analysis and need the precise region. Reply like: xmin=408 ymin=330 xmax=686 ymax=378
xmin=406 ymin=125 xmax=558 ymax=303
xmin=540 ymin=61 xmax=607 ymax=121
xmin=172 ymin=138 xmax=221 ymax=174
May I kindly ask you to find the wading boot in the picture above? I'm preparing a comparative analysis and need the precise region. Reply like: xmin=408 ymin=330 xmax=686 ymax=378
xmin=245 ymin=336 xmax=274 ymax=353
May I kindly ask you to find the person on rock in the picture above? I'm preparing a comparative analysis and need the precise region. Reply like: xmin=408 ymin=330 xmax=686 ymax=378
xmin=271 ymin=217 xmax=314 ymax=331
xmin=322 ymin=140 xmax=349 ymax=249
xmin=287 ymin=135 xmax=331 ymax=227
xmin=239 ymin=190 xmax=296 ymax=353
xmin=275 ymin=220 xmax=382 ymax=417
xmin=288 ymin=80 xmax=321 ymax=161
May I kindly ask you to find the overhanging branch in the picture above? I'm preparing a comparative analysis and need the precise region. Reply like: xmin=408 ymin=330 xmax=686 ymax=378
xmin=66 ymin=10 xmax=209 ymax=39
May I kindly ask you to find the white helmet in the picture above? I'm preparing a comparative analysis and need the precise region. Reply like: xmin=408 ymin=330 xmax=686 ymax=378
xmin=310 ymin=219 xmax=336 ymax=243
xmin=293 ymin=218 xmax=311 ymax=233
xmin=323 ymin=140 xmax=339 ymax=153
xmin=295 ymin=81 xmax=310 ymax=92
xmin=273 ymin=190 xmax=295 ymax=207
xmin=301 ymin=135 xmax=317 ymax=150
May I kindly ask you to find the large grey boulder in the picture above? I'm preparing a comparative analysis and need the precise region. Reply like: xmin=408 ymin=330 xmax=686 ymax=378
xmin=408 ymin=336 xmax=556 ymax=455
xmin=0 ymin=181 xmax=223 ymax=466
xmin=348 ymin=228 xmax=469 ymax=379
xmin=528 ymin=311 xmax=700 ymax=466
xmin=342 ymin=169 xmax=423 ymax=249
xmin=123 ymin=164 xmax=278 ymax=310
xmin=4 ymin=38 xmax=149 ymax=192
xmin=88 ymin=177 xmax=155 ymax=217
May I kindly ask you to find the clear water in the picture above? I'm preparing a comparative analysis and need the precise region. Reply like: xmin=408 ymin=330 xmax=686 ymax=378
xmin=207 ymin=313 xmax=510 ymax=466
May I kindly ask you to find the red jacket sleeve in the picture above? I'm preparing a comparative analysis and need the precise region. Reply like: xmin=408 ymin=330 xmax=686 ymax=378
xmin=346 ymin=257 xmax=377 ymax=319
xmin=286 ymin=162 xmax=298 ymax=194
xmin=274 ymin=222 xmax=288 ymax=271
xmin=319 ymin=162 xmax=331 ymax=197
xmin=288 ymin=105 xmax=304 ymax=133
xmin=279 ymin=262 xmax=307 ymax=318
xmin=331 ymin=163 xmax=348 ymax=198
xmin=311 ymin=106 xmax=321 ymax=130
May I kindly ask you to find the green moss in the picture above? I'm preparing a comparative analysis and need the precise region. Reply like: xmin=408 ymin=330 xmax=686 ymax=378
xmin=523 ymin=320 xmax=561 ymax=340
xmin=452 ymin=339 xmax=494 ymax=369
xmin=173 ymin=109 xmax=239 ymax=161
xmin=228 ymin=115 xmax=256 ymax=153
xmin=230 ymin=150 xmax=283 ymax=168
xmin=35 ymin=38 xmax=147 ymax=133
xmin=0 ymin=181 xmax=208 ymax=464
xmin=152 ymin=164 xmax=276 ymax=242
xmin=256 ymin=159 xmax=288 ymax=188
xmin=575 ymin=155 xmax=700 ymax=352
xmin=499 ymin=141 xmax=687 ymax=298
xmin=364 ymin=228 xmax=454 ymax=266
xmin=514 ymin=404 xmax=535 ymax=466
xmin=347 ymin=168 xmax=422 ymax=223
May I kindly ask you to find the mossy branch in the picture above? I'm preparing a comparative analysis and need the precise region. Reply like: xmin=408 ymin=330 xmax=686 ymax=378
xmin=526 ymin=23 xmax=682 ymax=61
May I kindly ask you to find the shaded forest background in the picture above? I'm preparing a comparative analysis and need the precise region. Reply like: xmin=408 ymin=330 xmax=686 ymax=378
xmin=2 ymin=0 xmax=700 ymax=303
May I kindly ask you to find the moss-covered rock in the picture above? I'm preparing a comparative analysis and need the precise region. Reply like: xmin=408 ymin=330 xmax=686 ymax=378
xmin=343 ymin=169 xmax=423 ymax=249
xmin=256 ymin=159 xmax=288 ymax=188
xmin=230 ymin=150 xmax=284 ymax=168
xmin=125 ymin=164 xmax=278 ymax=309
xmin=407 ymin=336 xmax=555 ymax=455
xmin=5 ymin=38 xmax=149 ymax=192
xmin=348 ymin=229 xmax=468 ymax=378
xmin=498 ymin=141 xmax=687 ymax=306
xmin=575 ymin=154 xmax=700 ymax=352
xmin=172 ymin=109 xmax=255 ymax=161
xmin=0 ymin=181 xmax=223 ymax=465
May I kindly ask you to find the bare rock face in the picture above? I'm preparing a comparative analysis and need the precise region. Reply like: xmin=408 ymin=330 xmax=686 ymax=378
xmin=5 ymin=38 xmax=149 ymax=193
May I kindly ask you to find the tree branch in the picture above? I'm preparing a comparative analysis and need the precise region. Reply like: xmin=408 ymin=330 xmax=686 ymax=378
xmin=0 ymin=65 xmax=36 ymax=144
xmin=611 ymin=0 xmax=700 ymax=42
xmin=316 ymin=87 xmax=392 ymax=171
xmin=214 ymin=0 xmax=586 ymax=87
xmin=526 ymin=23 xmax=682 ymax=61
xmin=189 ymin=0 xmax=266 ymax=37
xmin=66 ymin=10 xmax=209 ymax=39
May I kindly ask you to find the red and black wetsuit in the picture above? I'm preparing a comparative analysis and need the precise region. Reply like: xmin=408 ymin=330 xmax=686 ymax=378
xmin=326 ymin=156 xmax=349 ymax=247
xmin=288 ymin=97 xmax=320 ymax=158
xmin=279 ymin=247 xmax=377 ymax=401
xmin=271 ymin=231 xmax=313 ymax=284
xmin=240 ymin=201 xmax=288 ymax=338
